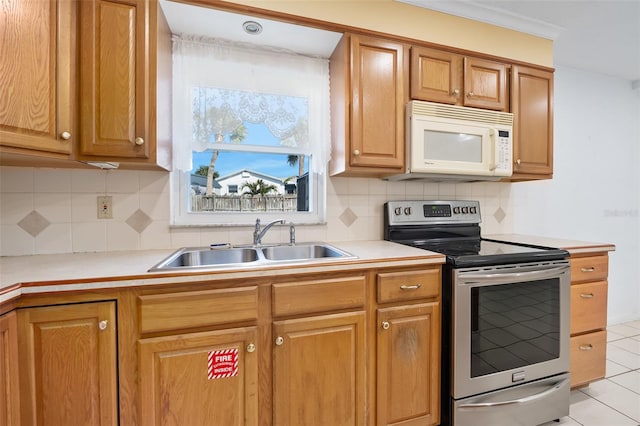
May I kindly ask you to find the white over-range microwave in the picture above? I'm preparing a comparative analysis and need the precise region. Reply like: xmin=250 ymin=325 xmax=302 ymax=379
xmin=386 ymin=100 xmax=514 ymax=182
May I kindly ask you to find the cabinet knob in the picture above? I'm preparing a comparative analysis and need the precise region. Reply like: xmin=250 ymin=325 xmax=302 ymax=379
xmin=381 ymin=321 xmax=390 ymax=330
xmin=452 ymin=88 xmax=460 ymax=96
xmin=353 ymin=149 xmax=360 ymax=157
xmin=467 ymin=91 xmax=474 ymax=97
xmin=516 ymin=159 xmax=521 ymax=165
xmin=134 ymin=137 xmax=145 ymax=146
xmin=98 ymin=320 xmax=108 ymax=331
xmin=246 ymin=343 xmax=256 ymax=353
xmin=60 ymin=131 xmax=71 ymax=140
xmin=275 ymin=336 xmax=284 ymax=346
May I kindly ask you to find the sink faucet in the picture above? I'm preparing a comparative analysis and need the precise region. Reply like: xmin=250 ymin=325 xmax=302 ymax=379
xmin=253 ymin=218 xmax=285 ymax=245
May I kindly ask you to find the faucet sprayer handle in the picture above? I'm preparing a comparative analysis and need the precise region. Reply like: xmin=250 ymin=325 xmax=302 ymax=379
xmin=289 ymin=222 xmax=296 ymax=245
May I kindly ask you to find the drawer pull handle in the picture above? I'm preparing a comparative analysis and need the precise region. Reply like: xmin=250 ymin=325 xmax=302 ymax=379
xmin=400 ymin=284 xmax=422 ymax=290
xmin=580 ymin=293 xmax=595 ymax=299
xmin=579 ymin=344 xmax=594 ymax=351
xmin=382 ymin=321 xmax=390 ymax=330
xmin=581 ymin=267 xmax=596 ymax=272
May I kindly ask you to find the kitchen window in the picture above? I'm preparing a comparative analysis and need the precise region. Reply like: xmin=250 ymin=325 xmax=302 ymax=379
xmin=171 ymin=34 xmax=330 ymax=226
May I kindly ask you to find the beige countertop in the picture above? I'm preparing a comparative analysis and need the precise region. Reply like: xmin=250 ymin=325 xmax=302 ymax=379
xmin=484 ymin=234 xmax=616 ymax=254
xmin=1 ymin=236 xmax=615 ymax=306
xmin=0 ymin=240 xmax=445 ymax=305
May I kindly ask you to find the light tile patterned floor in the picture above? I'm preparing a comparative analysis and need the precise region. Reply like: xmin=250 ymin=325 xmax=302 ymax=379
xmin=542 ymin=320 xmax=640 ymax=426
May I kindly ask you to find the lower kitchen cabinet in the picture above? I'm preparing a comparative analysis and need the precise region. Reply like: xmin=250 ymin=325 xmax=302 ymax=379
xmin=0 ymin=311 xmax=20 ymax=426
xmin=273 ymin=311 xmax=366 ymax=426
xmin=138 ymin=326 xmax=259 ymax=426
xmin=569 ymin=253 xmax=610 ymax=388
xmin=16 ymin=301 xmax=117 ymax=426
xmin=375 ymin=268 xmax=441 ymax=426
xmin=377 ymin=303 xmax=440 ymax=426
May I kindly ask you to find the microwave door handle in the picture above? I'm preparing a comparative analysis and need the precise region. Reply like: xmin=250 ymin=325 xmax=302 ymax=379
xmin=489 ymin=128 xmax=498 ymax=171
xmin=461 ymin=265 xmax=569 ymax=285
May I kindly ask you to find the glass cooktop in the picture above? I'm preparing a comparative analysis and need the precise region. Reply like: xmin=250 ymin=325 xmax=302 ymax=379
xmin=405 ymin=238 xmax=569 ymax=268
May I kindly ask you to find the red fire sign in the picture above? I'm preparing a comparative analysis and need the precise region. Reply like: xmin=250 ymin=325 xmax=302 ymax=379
xmin=208 ymin=348 xmax=239 ymax=379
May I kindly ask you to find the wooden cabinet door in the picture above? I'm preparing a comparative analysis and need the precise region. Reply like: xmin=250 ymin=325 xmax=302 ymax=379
xmin=78 ymin=0 xmax=150 ymax=160
xmin=570 ymin=330 xmax=607 ymax=388
xmin=410 ymin=46 xmax=462 ymax=104
xmin=463 ymin=57 xmax=508 ymax=111
xmin=330 ymin=34 xmax=407 ymax=176
xmin=17 ymin=301 xmax=117 ymax=426
xmin=273 ymin=311 xmax=366 ymax=426
xmin=511 ymin=65 xmax=554 ymax=178
xmin=139 ymin=326 xmax=259 ymax=426
xmin=350 ymin=35 xmax=406 ymax=171
xmin=0 ymin=311 xmax=20 ymax=426
xmin=0 ymin=0 xmax=73 ymax=155
xmin=377 ymin=303 xmax=440 ymax=426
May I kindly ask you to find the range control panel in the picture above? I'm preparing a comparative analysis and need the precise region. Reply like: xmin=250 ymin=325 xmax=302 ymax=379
xmin=385 ymin=200 xmax=481 ymax=225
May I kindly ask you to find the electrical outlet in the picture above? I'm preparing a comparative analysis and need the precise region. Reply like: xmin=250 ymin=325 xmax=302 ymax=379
xmin=97 ymin=196 xmax=113 ymax=219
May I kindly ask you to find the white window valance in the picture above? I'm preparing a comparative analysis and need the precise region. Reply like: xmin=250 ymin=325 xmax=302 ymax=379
xmin=171 ymin=34 xmax=331 ymax=172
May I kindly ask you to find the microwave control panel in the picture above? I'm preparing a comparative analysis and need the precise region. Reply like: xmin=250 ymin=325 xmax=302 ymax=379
xmin=495 ymin=129 xmax=512 ymax=175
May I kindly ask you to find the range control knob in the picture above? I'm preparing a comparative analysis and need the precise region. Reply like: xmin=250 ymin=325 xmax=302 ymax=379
xmin=461 ymin=206 xmax=469 ymax=214
xmin=394 ymin=207 xmax=402 ymax=216
xmin=470 ymin=206 xmax=477 ymax=214
xmin=404 ymin=207 xmax=412 ymax=215
xmin=453 ymin=207 xmax=461 ymax=214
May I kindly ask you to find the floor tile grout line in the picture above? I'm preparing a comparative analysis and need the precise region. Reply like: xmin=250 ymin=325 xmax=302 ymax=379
xmin=579 ymin=380 xmax=640 ymax=423
xmin=604 ymin=376 xmax=640 ymax=396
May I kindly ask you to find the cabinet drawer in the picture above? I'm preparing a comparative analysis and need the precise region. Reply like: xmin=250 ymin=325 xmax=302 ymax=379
xmin=377 ymin=268 xmax=440 ymax=304
xmin=272 ymin=276 xmax=366 ymax=317
xmin=571 ymin=255 xmax=608 ymax=283
xmin=139 ymin=286 xmax=258 ymax=334
xmin=570 ymin=281 xmax=608 ymax=334
xmin=570 ymin=330 xmax=607 ymax=388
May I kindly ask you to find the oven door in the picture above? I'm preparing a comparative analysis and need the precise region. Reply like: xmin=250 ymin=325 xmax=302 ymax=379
xmin=452 ymin=260 xmax=570 ymax=399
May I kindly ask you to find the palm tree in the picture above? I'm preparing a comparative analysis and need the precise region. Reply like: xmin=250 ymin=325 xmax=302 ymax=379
xmin=192 ymin=100 xmax=247 ymax=196
xmin=241 ymin=179 xmax=277 ymax=196
xmin=195 ymin=165 xmax=219 ymax=179
xmin=287 ymin=154 xmax=305 ymax=177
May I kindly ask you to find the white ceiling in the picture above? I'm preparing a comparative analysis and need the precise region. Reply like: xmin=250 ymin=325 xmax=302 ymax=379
xmin=160 ymin=0 xmax=640 ymax=82
xmin=401 ymin=0 xmax=640 ymax=82
xmin=158 ymin=0 xmax=342 ymax=58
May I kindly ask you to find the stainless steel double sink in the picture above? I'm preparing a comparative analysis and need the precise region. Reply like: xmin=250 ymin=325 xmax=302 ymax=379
xmin=148 ymin=242 xmax=356 ymax=272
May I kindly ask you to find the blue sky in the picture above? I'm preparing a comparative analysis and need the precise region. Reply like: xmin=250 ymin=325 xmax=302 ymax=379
xmin=191 ymin=122 xmax=307 ymax=179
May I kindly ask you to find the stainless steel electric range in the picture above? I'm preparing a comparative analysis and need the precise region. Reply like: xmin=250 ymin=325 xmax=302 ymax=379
xmin=384 ymin=200 xmax=572 ymax=426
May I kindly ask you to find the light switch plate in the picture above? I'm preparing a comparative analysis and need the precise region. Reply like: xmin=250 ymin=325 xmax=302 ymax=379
xmin=97 ymin=196 xmax=113 ymax=219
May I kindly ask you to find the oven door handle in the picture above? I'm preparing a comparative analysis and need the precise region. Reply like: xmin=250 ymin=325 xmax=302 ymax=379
xmin=461 ymin=265 xmax=569 ymax=285
xmin=457 ymin=377 xmax=570 ymax=408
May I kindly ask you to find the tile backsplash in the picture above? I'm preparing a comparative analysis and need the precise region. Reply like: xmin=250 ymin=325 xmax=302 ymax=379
xmin=0 ymin=167 xmax=514 ymax=256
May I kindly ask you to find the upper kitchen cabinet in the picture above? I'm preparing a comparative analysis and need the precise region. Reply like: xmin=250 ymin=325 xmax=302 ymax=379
xmin=411 ymin=46 xmax=508 ymax=112
xmin=0 ymin=0 xmax=172 ymax=170
xmin=510 ymin=65 xmax=554 ymax=179
xmin=77 ymin=0 xmax=171 ymax=170
xmin=330 ymin=33 xmax=408 ymax=177
xmin=0 ymin=0 xmax=74 ymax=159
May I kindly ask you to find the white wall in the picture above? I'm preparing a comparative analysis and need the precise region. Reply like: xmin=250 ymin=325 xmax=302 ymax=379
xmin=512 ymin=65 xmax=640 ymax=325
